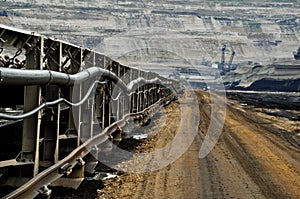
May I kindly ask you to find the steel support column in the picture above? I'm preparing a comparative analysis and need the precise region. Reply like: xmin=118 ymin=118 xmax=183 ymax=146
xmin=21 ymin=37 xmax=43 ymax=177
xmin=42 ymin=41 xmax=62 ymax=166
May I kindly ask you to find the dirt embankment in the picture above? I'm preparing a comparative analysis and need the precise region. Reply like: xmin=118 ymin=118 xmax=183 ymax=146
xmin=96 ymin=90 xmax=300 ymax=199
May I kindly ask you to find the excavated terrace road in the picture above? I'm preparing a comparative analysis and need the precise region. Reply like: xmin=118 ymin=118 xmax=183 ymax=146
xmin=97 ymin=90 xmax=300 ymax=199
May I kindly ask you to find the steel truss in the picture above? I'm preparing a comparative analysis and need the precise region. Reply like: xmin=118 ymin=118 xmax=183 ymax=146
xmin=0 ymin=25 xmax=181 ymax=198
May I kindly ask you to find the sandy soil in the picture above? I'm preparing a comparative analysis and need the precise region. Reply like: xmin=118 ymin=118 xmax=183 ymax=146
xmin=97 ymin=90 xmax=300 ymax=199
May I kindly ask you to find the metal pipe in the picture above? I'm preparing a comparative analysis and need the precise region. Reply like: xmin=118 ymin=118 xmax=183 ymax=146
xmin=127 ymin=77 xmax=162 ymax=91
xmin=0 ymin=68 xmax=69 ymax=85
xmin=0 ymin=67 xmax=172 ymax=94
xmin=0 ymin=67 xmax=174 ymax=94
xmin=0 ymin=67 xmax=176 ymax=120
xmin=0 ymin=67 xmax=128 ymax=91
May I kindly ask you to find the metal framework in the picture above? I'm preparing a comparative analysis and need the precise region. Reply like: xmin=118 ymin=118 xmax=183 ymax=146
xmin=0 ymin=25 xmax=181 ymax=198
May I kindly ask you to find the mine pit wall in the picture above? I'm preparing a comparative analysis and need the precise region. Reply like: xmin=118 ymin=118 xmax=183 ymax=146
xmin=248 ymin=78 xmax=300 ymax=92
xmin=225 ymin=76 xmax=300 ymax=92
xmin=0 ymin=25 xmax=180 ymax=197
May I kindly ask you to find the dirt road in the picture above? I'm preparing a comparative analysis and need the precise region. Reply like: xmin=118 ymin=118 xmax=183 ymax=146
xmin=97 ymin=90 xmax=300 ymax=199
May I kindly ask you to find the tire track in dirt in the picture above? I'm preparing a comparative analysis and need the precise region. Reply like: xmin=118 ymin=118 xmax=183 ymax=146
xmin=98 ymin=90 xmax=300 ymax=199
xmin=132 ymin=91 xmax=201 ymax=199
xmin=223 ymin=104 xmax=300 ymax=198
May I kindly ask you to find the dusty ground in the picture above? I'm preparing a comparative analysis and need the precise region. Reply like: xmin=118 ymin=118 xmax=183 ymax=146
xmin=96 ymin=90 xmax=300 ymax=199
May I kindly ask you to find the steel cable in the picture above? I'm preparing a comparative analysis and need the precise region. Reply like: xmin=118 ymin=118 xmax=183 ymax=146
xmin=0 ymin=81 xmax=106 ymax=120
